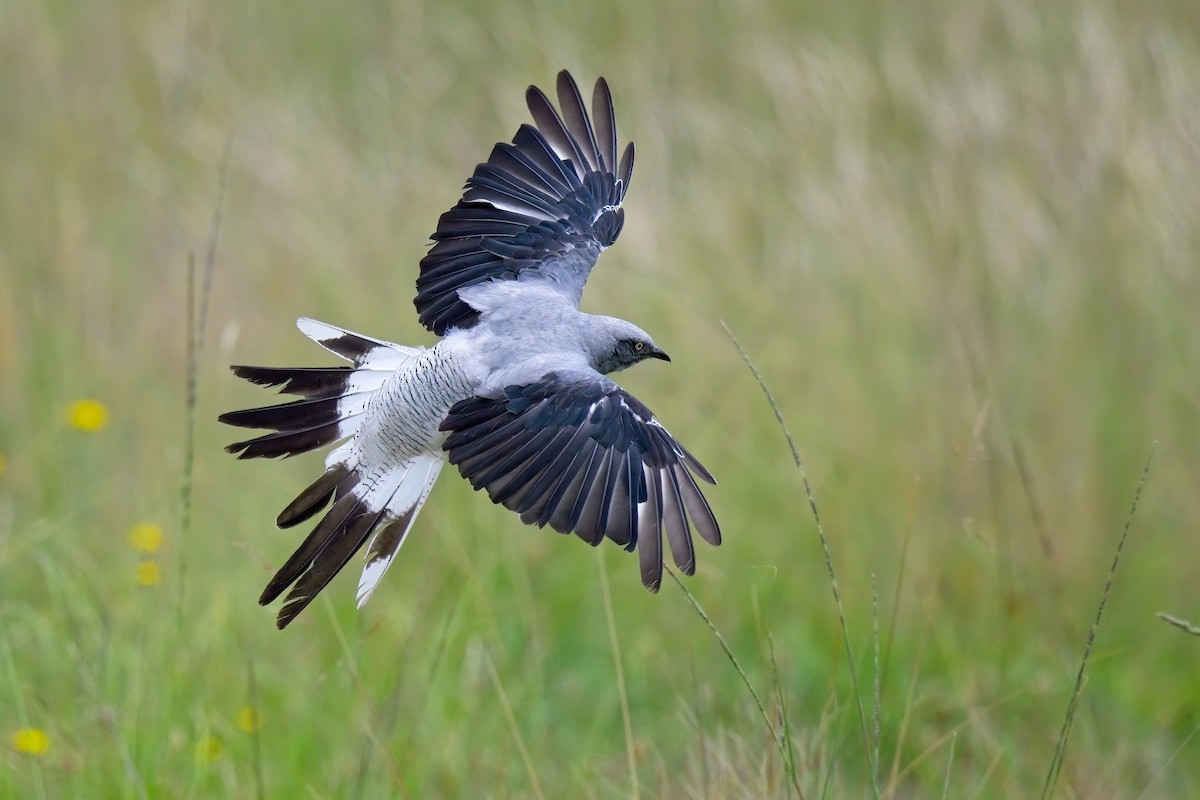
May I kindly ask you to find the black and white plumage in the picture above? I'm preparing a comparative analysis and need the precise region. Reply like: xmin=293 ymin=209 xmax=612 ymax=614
xmin=222 ymin=71 xmax=720 ymax=629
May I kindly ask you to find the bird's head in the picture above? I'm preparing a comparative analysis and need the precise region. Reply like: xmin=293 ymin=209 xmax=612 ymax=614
xmin=584 ymin=316 xmax=670 ymax=375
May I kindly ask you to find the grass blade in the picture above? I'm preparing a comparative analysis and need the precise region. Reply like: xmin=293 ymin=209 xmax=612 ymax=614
xmin=598 ymin=552 xmax=640 ymax=800
xmin=1156 ymin=612 xmax=1200 ymax=637
xmin=177 ymin=134 xmax=233 ymax=621
xmin=246 ymin=656 xmax=266 ymax=800
xmin=664 ymin=568 xmax=792 ymax=783
xmin=1 ymin=620 xmax=47 ymax=800
xmin=1135 ymin=720 xmax=1200 ymax=800
xmin=871 ymin=573 xmax=881 ymax=791
xmin=767 ymin=629 xmax=804 ymax=798
xmin=485 ymin=648 xmax=546 ymax=800
xmin=940 ymin=732 xmax=957 ymax=800
xmin=721 ymin=320 xmax=877 ymax=798
xmin=1040 ymin=442 xmax=1156 ymax=799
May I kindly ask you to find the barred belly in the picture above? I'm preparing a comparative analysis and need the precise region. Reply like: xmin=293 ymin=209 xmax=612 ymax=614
xmin=356 ymin=344 xmax=479 ymax=465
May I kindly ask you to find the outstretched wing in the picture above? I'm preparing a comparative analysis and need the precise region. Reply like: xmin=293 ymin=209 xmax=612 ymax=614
xmin=416 ymin=70 xmax=636 ymax=335
xmin=440 ymin=372 xmax=720 ymax=590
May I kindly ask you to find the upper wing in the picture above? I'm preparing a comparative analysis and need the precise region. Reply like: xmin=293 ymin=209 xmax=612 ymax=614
xmin=439 ymin=371 xmax=720 ymax=590
xmin=416 ymin=71 xmax=636 ymax=335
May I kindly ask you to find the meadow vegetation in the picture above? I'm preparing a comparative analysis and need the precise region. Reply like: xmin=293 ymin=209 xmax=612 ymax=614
xmin=2 ymin=0 xmax=1199 ymax=796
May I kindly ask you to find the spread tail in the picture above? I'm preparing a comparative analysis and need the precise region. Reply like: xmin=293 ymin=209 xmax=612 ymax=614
xmin=220 ymin=319 xmax=442 ymax=628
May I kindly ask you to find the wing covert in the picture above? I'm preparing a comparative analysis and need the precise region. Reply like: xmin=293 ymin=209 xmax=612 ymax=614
xmin=440 ymin=372 xmax=720 ymax=590
xmin=416 ymin=71 xmax=636 ymax=335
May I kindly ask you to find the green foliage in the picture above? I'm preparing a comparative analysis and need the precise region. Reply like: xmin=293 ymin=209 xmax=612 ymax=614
xmin=2 ymin=0 xmax=1199 ymax=796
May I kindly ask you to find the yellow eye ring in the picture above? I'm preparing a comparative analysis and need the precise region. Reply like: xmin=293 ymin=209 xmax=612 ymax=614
xmin=634 ymin=341 xmax=645 ymax=352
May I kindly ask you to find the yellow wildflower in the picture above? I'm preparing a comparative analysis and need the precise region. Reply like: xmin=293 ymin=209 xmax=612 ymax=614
xmin=67 ymin=399 xmax=108 ymax=432
xmin=11 ymin=727 xmax=49 ymax=756
xmin=135 ymin=560 xmax=160 ymax=587
xmin=236 ymin=706 xmax=260 ymax=733
xmin=128 ymin=523 xmax=165 ymax=554
xmin=195 ymin=734 xmax=223 ymax=763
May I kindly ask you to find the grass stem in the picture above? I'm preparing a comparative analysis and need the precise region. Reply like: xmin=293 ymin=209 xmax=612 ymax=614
xmin=940 ymin=732 xmax=957 ymax=800
xmin=664 ymin=568 xmax=791 ymax=776
xmin=1 ymin=621 xmax=47 ymax=800
xmin=177 ymin=134 xmax=233 ymax=622
xmin=872 ymin=573 xmax=881 ymax=791
xmin=721 ymin=320 xmax=878 ymax=798
xmin=1040 ymin=442 xmax=1156 ymax=799
xmin=485 ymin=648 xmax=546 ymax=800
xmin=598 ymin=552 xmax=640 ymax=800
xmin=246 ymin=656 xmax=266 ymax=800
xmin=1156 ymin=612 xmax=1200 ymax=637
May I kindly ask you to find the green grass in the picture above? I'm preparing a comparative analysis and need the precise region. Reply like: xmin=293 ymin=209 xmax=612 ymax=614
xmin=3 ymin=0 xmax=1200 ymax=796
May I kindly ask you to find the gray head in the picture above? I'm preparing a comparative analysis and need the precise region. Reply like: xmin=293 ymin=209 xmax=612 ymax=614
xmin=582 ymin=316 xmax=670 ymax=375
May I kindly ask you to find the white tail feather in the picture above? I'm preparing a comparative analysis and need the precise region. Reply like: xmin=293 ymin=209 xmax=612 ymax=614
xmin=297 ymin=317 xmax=421 ymax=368
xmin=293 ymin=318 xmax=423 ymax=459
xmin=356 ymin=454 xmax=444 ymax=608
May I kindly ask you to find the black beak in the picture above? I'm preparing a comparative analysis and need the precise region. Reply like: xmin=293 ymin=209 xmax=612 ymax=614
xmin=649 ymin=348 xmax=671 ymax=363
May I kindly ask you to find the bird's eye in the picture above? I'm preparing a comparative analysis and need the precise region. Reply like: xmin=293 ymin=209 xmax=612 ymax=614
xmin=633 ymin=341 xmax=645 ymax=352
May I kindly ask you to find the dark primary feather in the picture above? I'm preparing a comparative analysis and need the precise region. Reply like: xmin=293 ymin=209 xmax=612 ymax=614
xmin=441 ymin=373 xmax=720 ymax=591
xmin=416 ymin=70 xmax=636 ymax=335
xmin=529 ymin=73 xmax=598 ymax=174
xmin=592 ymin=78 xmax=618 ymax=174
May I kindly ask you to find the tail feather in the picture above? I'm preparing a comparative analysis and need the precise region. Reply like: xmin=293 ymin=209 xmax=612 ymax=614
xmin=356 ymin=455 xmax=443 ymax=608
xmin=259 ymin=487 xmax=367 ymax=607
xmin=274 ymin=498 xmax=390 ymax=628
xmin=221 ymin=318 xmax=442 ymax=629
xmin=230 ymin=364 xmax=393 ymax=400
xmin=229 ymin=365 xmax=355 ymax=398
xmin=276 ymin=463 xmax=355 ymax=528
xmin=266 ymin=456 xmax=443 ymax=629
xmin=297 ymin=317 xmax=419 ymax=367
xmin=224 ymin=418 xmax=357 ymax=460
xmin=221 ymin=318 xmax=417 ymax=461
xmin=219 ymin=392 xmax=376 ymax=433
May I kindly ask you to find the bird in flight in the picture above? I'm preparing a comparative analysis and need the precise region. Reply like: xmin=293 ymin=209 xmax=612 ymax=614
xmin=221 ymin=71 xmax=721 ymax=628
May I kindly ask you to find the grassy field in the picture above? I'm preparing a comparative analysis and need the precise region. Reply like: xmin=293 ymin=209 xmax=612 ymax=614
xmin=3 ymin=0 xmax=1200 ymax=796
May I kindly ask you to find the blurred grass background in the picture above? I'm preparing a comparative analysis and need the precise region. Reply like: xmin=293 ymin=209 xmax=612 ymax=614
xmin=2 ymin=0 xmax=1199 ymax=796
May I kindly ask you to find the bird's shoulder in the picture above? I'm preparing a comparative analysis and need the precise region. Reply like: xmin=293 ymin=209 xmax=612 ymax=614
xmin=456 ymin=274 xmax=580 ymax=320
